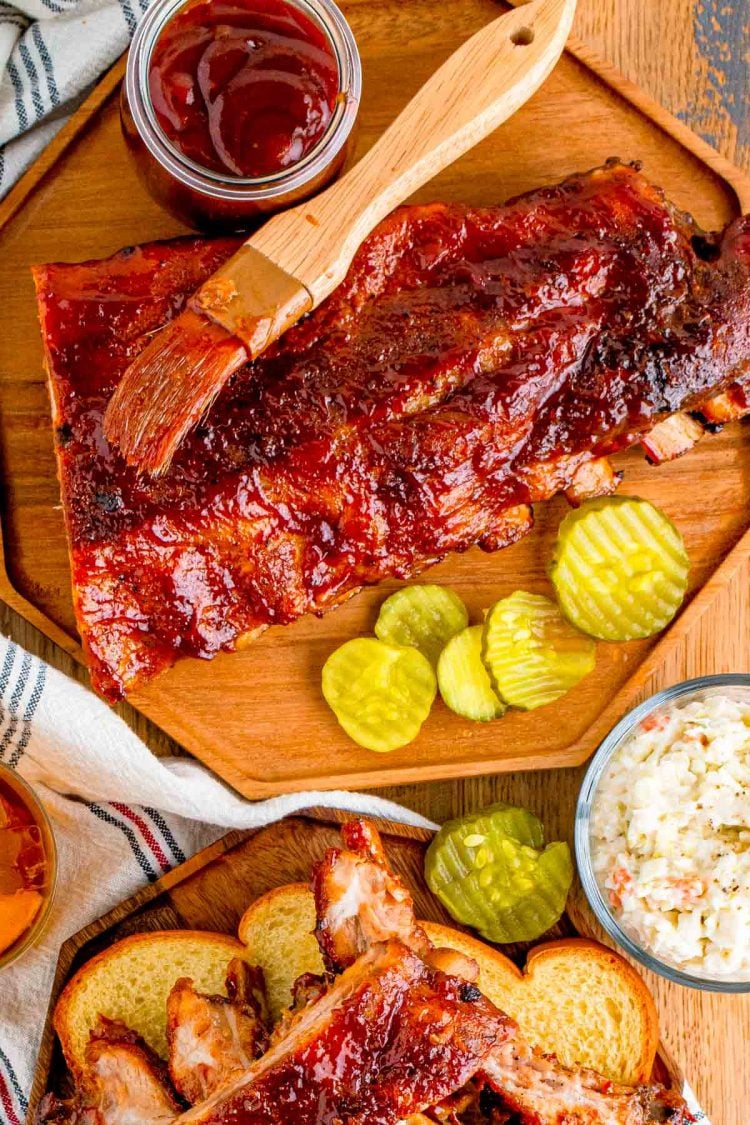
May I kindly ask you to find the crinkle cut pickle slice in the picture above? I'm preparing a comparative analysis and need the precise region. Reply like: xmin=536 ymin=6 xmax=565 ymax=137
xmin=425 ymin=804 xmax=574 ymax=943
xmin=549 ymin=496 xmax=689 ymax=641
xmin=482 ymin=591 xmax=596 ymax=710
xmin=375 ymin=585 xmax=469 ymax=667
xmin=437 ymin=626 xmax=506 ymax=722
xmin=322 ymin=637 xmax=436 ymax=752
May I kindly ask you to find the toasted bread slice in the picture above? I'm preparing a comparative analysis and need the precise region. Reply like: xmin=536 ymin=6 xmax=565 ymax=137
xmin=238 ymin=884 xmax=658 ymax=1086
xmin=238 ymin=882 xmax=323 ymax=1021
xmin=54 ymin=930 xmax=247 ymax=1082
xmin=423 ymin=922 xmax=658 ymax=1085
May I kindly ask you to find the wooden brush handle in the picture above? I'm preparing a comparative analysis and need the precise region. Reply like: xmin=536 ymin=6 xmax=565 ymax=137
xmin=251 ymin=0 xmax=576 ymax=302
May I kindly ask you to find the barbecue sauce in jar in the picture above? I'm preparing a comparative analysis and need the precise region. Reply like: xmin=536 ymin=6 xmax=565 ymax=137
xmin=148 ymin=0 xmax=339 ymax=179
xmin=0 ymin=769 xmax=56 ymax=966
xmin=121 ymin=0 xmax=360 ymax=230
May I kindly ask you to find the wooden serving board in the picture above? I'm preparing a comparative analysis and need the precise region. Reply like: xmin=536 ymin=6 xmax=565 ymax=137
xmin=29 ymin=811 xmax=686 ymax=1118
xmin=2 ymin=0 xmax=750 ymax=796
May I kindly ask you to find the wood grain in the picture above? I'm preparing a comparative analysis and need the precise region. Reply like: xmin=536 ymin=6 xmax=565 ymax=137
xmin=574 ymin=0 xmax=750 ymax=173
xmin=28 ymin=812 xmax=681 ymax=1118
xmin=1 ymin=1 xmax=748 ymax=1120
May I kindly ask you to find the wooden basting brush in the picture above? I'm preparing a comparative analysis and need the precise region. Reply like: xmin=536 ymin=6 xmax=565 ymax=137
xmin=104 ymin=0 xmax=576 ymax=475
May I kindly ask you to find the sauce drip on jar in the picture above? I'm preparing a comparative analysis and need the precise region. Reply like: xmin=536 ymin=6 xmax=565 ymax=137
xmin=148 ymin=0 xmax=340 ymax=179
xmin=0 ymin=773 xmax=52 ymax=958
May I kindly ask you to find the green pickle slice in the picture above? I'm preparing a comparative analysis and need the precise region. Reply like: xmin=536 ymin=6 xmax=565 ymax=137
xmin=375 ymin=585 xmax=469 ymax=666
xmin=322 ymin=637 xmax=436 ymax=753
xmin=425 ymin=803 xmax=573 ymax=943
xmin=482 ymin=591 xmax=595 ymax=710
xmin=437 ymin=626 xmax=506 ymax=722
xmin=549 ymin=496 xmax=689 ymax=641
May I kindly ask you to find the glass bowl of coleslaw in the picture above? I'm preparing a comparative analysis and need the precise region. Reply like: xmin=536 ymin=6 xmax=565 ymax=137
xmin=576 ymin=674 xmax=750 ymax=992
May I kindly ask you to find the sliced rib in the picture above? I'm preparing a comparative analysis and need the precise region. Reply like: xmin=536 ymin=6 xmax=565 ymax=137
xmin=167 ymin=960 xmax=269 ymax=1103
xmin=36 ymin=1016 xmax=181 ymax=1124
xmin=175 ymin=940 xmax=511 ymax=1124
xmin=313 ymin=817 xmax=431 ymax=972
xmin=482 ymin=1040 xmax=694 ymax=1124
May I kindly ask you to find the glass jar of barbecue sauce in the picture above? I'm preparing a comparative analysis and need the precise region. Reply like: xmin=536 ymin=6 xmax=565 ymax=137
xmin=120 ymin=0 xmax=361 ymax=231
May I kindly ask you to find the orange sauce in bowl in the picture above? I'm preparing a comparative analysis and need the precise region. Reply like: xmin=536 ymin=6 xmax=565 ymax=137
xmin=0 ymin=772 xmax=54 ymax=960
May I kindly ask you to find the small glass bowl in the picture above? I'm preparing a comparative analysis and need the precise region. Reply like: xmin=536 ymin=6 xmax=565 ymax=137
xmin=575 ymin=674 xmax=750 ymax=993
xmin=121 ymin=0 xmax=361 ymax=231
xmin=0 ymin=765 xmax=58 ymax=971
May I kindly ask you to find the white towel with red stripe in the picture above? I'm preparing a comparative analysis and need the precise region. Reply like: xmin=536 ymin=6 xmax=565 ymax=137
xmin=0 ymin=635 xmax=437 ymax=1123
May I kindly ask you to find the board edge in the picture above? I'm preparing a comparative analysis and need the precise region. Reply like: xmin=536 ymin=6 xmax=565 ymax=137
xmin=2 ymin=35 xmax=750 ymax=793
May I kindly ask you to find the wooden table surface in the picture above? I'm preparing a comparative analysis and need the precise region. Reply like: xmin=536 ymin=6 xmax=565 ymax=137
xmin=3 ymin=2 xmax=748 ymax=1122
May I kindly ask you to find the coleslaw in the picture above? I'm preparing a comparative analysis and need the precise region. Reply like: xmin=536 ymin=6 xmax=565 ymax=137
xmin=590 ymin=693 xmax=750 ymax=979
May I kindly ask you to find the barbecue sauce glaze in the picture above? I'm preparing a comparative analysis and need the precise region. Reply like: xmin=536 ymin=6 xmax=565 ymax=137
xmin=34 ymin=164 xmax=750 ymax=699
xmin=148 ymin=0 xmax=339 ymax=179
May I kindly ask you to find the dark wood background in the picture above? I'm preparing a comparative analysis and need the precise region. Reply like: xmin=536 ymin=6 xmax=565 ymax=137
xmin=3 ymin=2 xmax=748 ymax=1121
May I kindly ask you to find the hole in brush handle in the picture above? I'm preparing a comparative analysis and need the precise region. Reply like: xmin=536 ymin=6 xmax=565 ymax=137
xmin=510 ymin=26 xmax=535 ymax=45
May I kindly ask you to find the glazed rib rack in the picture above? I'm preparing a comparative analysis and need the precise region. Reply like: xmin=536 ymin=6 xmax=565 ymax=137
xmin=34 ymin=162 xmax=750 ymax=700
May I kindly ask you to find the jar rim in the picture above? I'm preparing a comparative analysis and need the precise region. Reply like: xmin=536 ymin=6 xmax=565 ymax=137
xmin=125 ymin=0 xmax=361 ymax=202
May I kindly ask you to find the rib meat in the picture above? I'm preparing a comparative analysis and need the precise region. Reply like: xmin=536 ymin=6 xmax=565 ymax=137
xmin=482 ymin=1043 xmax=694 ymax=1125
xmin=313 ymin=817 xmax=431 ymax=972
xmin=173 ymin=940 xmax=511 ymax=1124
xmin=37 ymin=1016 xmax=181 ymax=1124
xmin=167 ymin=960 xmax=269 ymax=1104
xmin=33 ymin=161 xmax=750 ymax=699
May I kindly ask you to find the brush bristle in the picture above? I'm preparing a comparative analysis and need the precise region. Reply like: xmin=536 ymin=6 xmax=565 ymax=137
xmin=103 ymin=309 xmax=247 ymax=475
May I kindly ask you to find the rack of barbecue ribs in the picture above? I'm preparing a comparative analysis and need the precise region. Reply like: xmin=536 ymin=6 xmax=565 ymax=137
xmin=33 ymin=161 xmax=750 ymax=700
xmin=38 ymin=818 xmax=694 ymax=1124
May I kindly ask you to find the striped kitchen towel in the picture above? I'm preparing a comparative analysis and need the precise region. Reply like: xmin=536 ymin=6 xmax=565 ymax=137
xmin=0 ymin=0 xmax=144 ymax=198
xmin=0 ymin=635 xmax=436 ymax=1122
